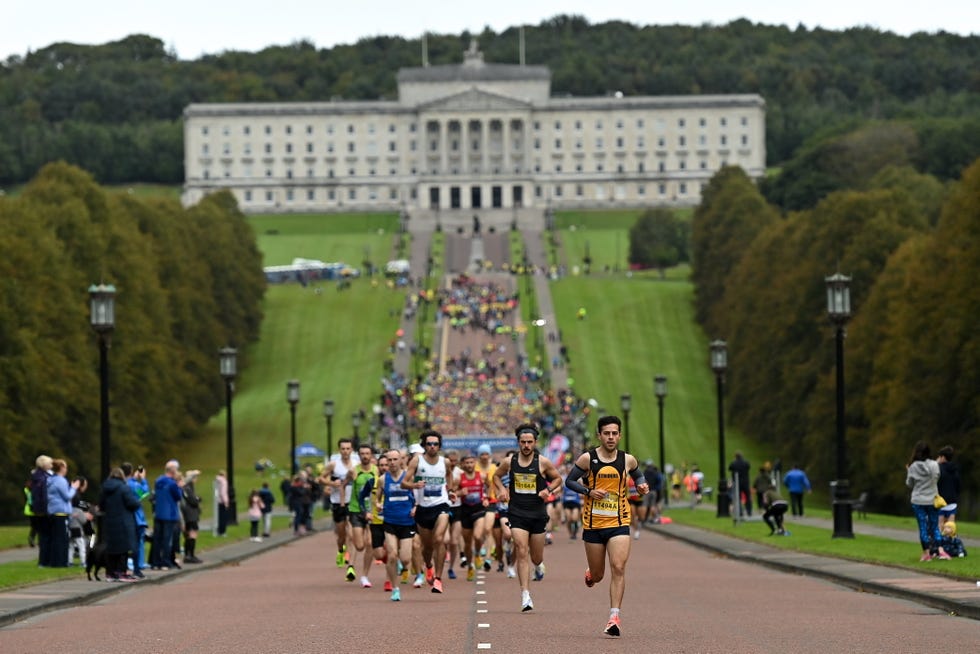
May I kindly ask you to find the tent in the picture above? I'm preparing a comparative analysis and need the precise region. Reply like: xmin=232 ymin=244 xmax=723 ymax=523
xmin=294 ymin=442 xmax=325 ymax=458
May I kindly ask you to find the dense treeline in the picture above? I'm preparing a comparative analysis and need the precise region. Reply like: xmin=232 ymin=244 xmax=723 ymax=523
xmin=0 ymin=163 xmax=265 ymax=521
xmin=691 ymin=156 xmax=979 ymax=516
xmin=2 ymin=17 xmax=980 ymax=184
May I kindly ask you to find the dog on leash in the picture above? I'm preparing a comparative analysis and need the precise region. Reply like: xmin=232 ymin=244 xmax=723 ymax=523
xmin=85 ymin=538 xmax=108 ymax=581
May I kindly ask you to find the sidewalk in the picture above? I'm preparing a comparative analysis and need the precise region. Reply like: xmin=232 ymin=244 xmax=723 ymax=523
xmin=2 ymin=512 xmax=978 ymax=628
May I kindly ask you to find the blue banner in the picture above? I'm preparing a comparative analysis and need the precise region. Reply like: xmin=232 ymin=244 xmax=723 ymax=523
xmin=441 ymin=437 xmax=517 ymax=454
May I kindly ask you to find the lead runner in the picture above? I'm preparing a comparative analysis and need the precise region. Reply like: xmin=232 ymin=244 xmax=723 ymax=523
xmin=564 ymin=414 xmax=649 ymax=637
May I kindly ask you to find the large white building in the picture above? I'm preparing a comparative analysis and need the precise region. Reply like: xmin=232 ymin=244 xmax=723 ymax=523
xmin=182 ymin=43 xmax=765 ymax=212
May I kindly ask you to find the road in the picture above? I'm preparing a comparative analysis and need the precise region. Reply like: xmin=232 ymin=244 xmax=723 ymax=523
xmin=3 ymin=526 xmax=978 ymax=653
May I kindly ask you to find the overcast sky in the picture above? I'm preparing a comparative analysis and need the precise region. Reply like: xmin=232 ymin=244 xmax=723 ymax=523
xmin=4 ymin=1 xmax=978 ymax=61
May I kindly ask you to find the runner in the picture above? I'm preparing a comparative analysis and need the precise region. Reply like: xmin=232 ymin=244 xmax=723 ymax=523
xmin=320 ymin=438 xmax=354 ymax=570
xmin=475 ymin=444 xmax=498 ymax=571
xmin=493 ymin=423 xmax=563 ymax=612
xmin=442 ymin=449 xmax=463 ymax=580
xmin=402 ymin=429 xmax=457 ymax=594
xmin=564 ymin=415 xmax=649 ymax=637
xmin=560 ymin=461 xmax=583 ymax=540
xmin=456 ymin=453 xmax=490 ymax=581
xmin=347 ymin=443 xmax=379 ymax=585
xmin=356 ymin=452 xmax=389 ymax=590
xmin=378 ymin=449 xmax=416 ymax=602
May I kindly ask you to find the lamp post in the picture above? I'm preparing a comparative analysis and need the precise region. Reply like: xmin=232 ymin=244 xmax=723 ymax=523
xmin=352 ymin=412 xmax=362 ymax=448
xmin=286 ymin=380 xmax=300 ymax=475
xmin=323 ymin=399 xmax=335 ymax=457
xmin=219 ymin=347 xmax=238 ymax=525
xmin=826 ymin=272 xmax=855 ymax=539
xmin=654 ymin=375 xmax=667 ymax=504
xmin=710 ymin=340 xmax=730 ymax=518
xmin=89 ymin=283 xmax=116 ymax=484
xmin=620 ymin=393 xmax=632 ymax=453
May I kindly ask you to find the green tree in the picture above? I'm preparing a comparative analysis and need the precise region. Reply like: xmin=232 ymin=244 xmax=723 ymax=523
xmin=628 ymin=207 xmax=688 ymax=275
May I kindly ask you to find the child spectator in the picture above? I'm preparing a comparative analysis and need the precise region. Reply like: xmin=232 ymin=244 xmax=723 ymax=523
xmin=939 ymin=521 xmax=967 ymax=558
xmin=248 ymin=489 xmax=264 ymax=542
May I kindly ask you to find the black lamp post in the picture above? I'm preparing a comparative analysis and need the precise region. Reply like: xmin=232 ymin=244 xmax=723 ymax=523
xmin=710 ymin=340 xmax=730 ymax=518
xmin=654 ymin=375 xmax=667 ymax=504
xmin=352 ymin=412 xmax=362 ymax=448
xmin=286 ymin=380 xmax=300 ymax=475
xmin=620 ymin=393 xmax=632 ymax=453
xmin=826 ymin=272 xmax=855 ymax=539
xmin=219 ymin=347 xmax=238 ymax=525
xmin=89 ymin=283 xmax=116 ymax=485
xmin=323 ymin=399 xmax=335 ymax=457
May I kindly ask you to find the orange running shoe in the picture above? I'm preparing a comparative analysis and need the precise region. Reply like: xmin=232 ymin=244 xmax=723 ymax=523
xmin=383 ymin=580 xmax=393 ymax=592
xmin=425 ymin=565 xmax=435 ymax=585
xmin=584 ymin=569 xmax=595 ymax=588
xmin=431 ymin=578 xmax=443 ymax=593
xmin=603 ymin=615 xmax=621 ymax=637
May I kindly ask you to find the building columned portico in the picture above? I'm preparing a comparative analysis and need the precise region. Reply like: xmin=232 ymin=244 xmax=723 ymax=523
xmin=182 ymin=42 xmax=765 ymax=212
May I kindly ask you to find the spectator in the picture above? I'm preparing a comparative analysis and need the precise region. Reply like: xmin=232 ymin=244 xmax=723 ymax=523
xmin=151 ymin=460 xmax=183 ymax=570
xmin=30 ymin=455 xmax=53 ymax=566
xmin=936 ymin=446 xmax=960 ymax=529
xmin=761 ymin=484 xmax=790 ymax=536
xmin=728 ymin=452 xmax=751 ymax=517
xmin=258 ymin=482 xmax=275 ymax=538
xmin=782 ymin=464 xmax=812 ymax=516
xmin=46 ymin=459 xmax=80 ymax=568
xmin=215 ymin=470 xmax=230 ymax=536
xmin=99 ymin=467 xmax=141 ymax=581
xmin=181 ymin=470 xmax=203 ymax=563
xmin=122 ymin=463 xmax=151 ymax=573
xmin=906 ymin=441 xmax=951 ymax=561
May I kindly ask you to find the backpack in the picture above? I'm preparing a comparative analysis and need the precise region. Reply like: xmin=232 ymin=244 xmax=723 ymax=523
xmin=30 ymin=468 xmax=49 ymax=515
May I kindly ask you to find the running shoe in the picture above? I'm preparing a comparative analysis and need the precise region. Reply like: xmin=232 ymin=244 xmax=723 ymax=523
xmin=431 ymin=578 xmax=443 ymax=593
xmin=425 ymin=565 xmax=435 ymax=585
xmin=521 ymin=590 xmax=534 ymax=612
xmin=474 ymin=554 xmax=484 ymax=569
xmin=413 ymin=572 xmax=425 ymax=588
xmin=584 ymin=568 xmax=595 ymax=587
xmin=345 ymin=565 xmax=356 ymax=582
xmin=390 ymin=587 xmax=401 ymax=602
xmin=460 ymin=555 xmax=469 ymax=568
xmin=483 ymin=558 xmax=492 ymax=572
xmin=533 ymin=563 xmax=545 ymax=581
xmin=497 ymin=561 xmax=504 ymax=572
xmin=545 ymin=532 xmax=553 ymax=545
xmin=447 ymin=568 xmax=457 ymax=580
xmin=383 ymin=580 xmax=393 ymax=592
xmin=467 ymin=565 xmax=475 ymax=581
xmin=360 ymin=576 xmax=372 ymax=588
xmin=401 ymin=569 xmax=410 ymax=584
xmin=335 ymin=548 xmax=346 ymax=567
xmin=604 ymin=615 xmax=621 ymax=637
xmin=506 ymin=566 xmax=516 ymax=578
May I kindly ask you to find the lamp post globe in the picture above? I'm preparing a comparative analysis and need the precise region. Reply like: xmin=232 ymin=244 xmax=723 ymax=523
xmin=709 ymin=340 xmax=730 ymax=518
xmin=219 ymin=347 xmax=238 ymax=525
xmin=286 ymin=380 xmax=300 ymax=475
xmin=825 ymin=272 xmax=855 ymax=539
xmin=88 ymin=283 xmax=116 ymax=486
xmin=323 ymin=399 xmax=335 ymax=457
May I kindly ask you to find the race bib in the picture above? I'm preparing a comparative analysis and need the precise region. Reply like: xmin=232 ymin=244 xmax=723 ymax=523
xmin=592 ymin=491 xmax=620 ymax=517
xmin=513 ymin=473 xmax=536 ymax=494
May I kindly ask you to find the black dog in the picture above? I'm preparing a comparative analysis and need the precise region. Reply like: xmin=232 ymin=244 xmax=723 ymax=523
xmin=85 ymin=540 xmax=108 ymax=581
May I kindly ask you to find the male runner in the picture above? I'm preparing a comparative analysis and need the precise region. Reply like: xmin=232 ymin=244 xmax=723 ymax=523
xmin=356 ymin=452 xmax=390 ymax=589
xmin=347 ymin=443 xmax=378 ymax=585
xmin=320 ymin=438 xmax=355 ymax=570
xmin=402 ymin=430 xmax=457 ymax=593
xmin=564 ymin=415 xmax=649 ymax=637
xmin=457 ymin=453 xmax=490 ymax=581
xmin=378 ymin=449 xmax=415 ymax=602
xmin=493 ymin=423 xmax=563 ymax=612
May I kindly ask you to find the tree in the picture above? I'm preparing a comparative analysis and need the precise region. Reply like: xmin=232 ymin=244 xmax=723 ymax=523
xmin=628 ymin=208 xmax=688 ymax=275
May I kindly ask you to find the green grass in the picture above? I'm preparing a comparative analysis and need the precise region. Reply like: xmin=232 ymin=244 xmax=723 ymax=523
xmin=664 ymin=508 xmax=980 ymax=580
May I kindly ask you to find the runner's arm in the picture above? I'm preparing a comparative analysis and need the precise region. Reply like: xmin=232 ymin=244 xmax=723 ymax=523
xmin=564 ymin=464 xmax=591 ymax=497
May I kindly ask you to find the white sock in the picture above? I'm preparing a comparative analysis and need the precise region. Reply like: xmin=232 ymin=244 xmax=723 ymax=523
xmin=610 ymin=608 xmax=620 ymax=618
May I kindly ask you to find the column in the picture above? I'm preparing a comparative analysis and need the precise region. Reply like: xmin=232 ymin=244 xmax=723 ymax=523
xmin=440 ymin=119 xmax=448 ymax=175
xmin=481 ymin=119 xmax=489 ymax=175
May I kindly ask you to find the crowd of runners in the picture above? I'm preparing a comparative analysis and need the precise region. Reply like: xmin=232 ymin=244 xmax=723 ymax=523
xmin=308 ymin=416 xmax=649 ymax=638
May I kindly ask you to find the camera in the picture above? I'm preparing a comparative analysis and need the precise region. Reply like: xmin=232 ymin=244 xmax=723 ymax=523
xmin=137 ymin=465 xmax=144 ymax=473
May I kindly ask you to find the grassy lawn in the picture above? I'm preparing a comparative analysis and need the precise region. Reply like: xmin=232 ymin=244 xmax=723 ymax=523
xmin=663 ymin=508 xmax=980 ymax=580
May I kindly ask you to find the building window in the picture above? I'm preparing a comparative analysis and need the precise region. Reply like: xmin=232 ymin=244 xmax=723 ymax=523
xmin=327 ymin=124 xmax=334 ymax=134
xmin=679 ymin=136 xmax=686 ymax=147
xmin=595 ymin=137 xmax=603 ymax=149
xmin=637 ymin=137 xmax=645 ymax=149
xmin=348 ymin=188 xmax=356 ymax=200
xmin=430 ymin=140 xmax=438 ymax=152
xmin=555 ymin=164 xmax=562 ymax=173
xmin=616 ymin=137 xmax=624 ymax=149
xmin=720 ymin=117 xmax=728 ymax=127
xmin=389 ymin=168 xmax=396 ymax=176
xmin=637 ymin=118 xmax=644 ymax=128
xmin=638 ymin=184 xmax=645 ymax=196
xmin=286 ymin=126 xmax=293 ymax=135
xmin=555 ymin=185 xmax=563 ymax=197
xmin=348 ymin=142 xmax=355 ymax=153
xmin=617 ymin=164 xmax=624 ymax=173
xmin=596 ymin=163 xmax=604 ymax=172
xmin=534 ymin=138 xmax=541 ymax=150
xmin=659 ymin=184 xmax=666 ymax=195
xmin=265 ymin=169 xmax=272 ymax=177
xmin=286 ymin=169 xmax=293 ymax=179
xmin=369 ymin=168 xmax=376 ymax=176
xmin=554 ymin=139 xmax=561 ymax=149
xmin=222 ymin=126 xmax=230 ymax=136
xmin=286 ymin=143 xmax=293 ymax=154
xmin=721 ymin=135 xmax=728 ymax=146
xmin=554 ymin=120 xmax=561 ymax=130
xmin=307 ymin=168 xmax=314 ymax=177
xmin=658 ymin=136 xmax=666 ymax=147
xmin=266 ymin=191 xmax=273 ymax=202
xmin=576 ymin=184 xmax=583 ymax=197
xmin=202 ymin=126 xmax=209 ymax=136
xmin=575 ymin=163 xmax=583 ymax=172
xmin=327 ymin=143 xmax=334 ymax=153
xmin=244 ymin=190 xmax=252 ymax=202
xmin=389 ymin=141 xmax=397 ymax=152
xmin=533 ymin=121 xmax=541 ymax=131
xmin=329 ymin=169 xmax=334 ymax=178
xmin=368 ymin=124 xmax=375 ymax=134
xmin=243 ymin=126 xmax=250 ymax=135
xmin=286 ymin=189 xmax=294 ymax=201
xmin=410 ymin=140 xmax=417 ymax=151
xmin=264 ymin=143 xmax=272 ymax=154
xmin=410 ymin=123 xmax=417 ymax=132
xmin=306 ymin=143 xmax=314 ymax=153
xmin=741 ymin=135 xmax=749 ymax=146
xmin=575 ymin=120 xmax=582 ymax=130
xmin=616 ymin=119 xmax=623 ymax=129
xmin=307 ymin=189 xmax=315 ymax=200
xmin=202 ymin=169 xmax=210 ymax=179
xmin=348 ymin=124 xmax=355 ymax=134
xmin=638 ymin=162 xmax=645 ymax=173
xmin=680 ymin=183 xmax=687 ymax=194
xmin=264 ymin=125 xmax=272 ymax=135
xmin=595 ymin=119 xmax=603 ymax=129
xmin=678 ymin=118 xmax=685 ymax=128
xmin=658 ymin=161 xmax=665 ymax=172
xmin=348 ymin=168 xmax=355 ymax=176
xmin=741 ymin=116 xmax=749 ymax=126
xmin=306 ymin=125 xmax=313 ymax=134
xmin=389 ymin=124 xmax=396 ymax=133
xmin=698 ymin=135 xmax=706 ymax=146
xmin=699 ymin=118 xmax=706 ymax=128
xmin=535 ymin=185 xmax=542 ymax=197
xmin=679 ymin=160 xmax=686 ymax=170
xmin=328 ymin=189 xmax=335 ymax=200
xmin=201 ymin=144 xmax=209 ymax=155
xmin=700 ymin=160 xmax=708 ymax=170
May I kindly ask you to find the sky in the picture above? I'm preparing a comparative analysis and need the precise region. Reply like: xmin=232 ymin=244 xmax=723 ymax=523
xmin=4 ymin=1 xmax=978 ymax=62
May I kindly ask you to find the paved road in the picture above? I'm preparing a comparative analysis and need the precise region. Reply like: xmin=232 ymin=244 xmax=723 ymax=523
xmin=2 ymin=520 xmax=979 ymax=653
